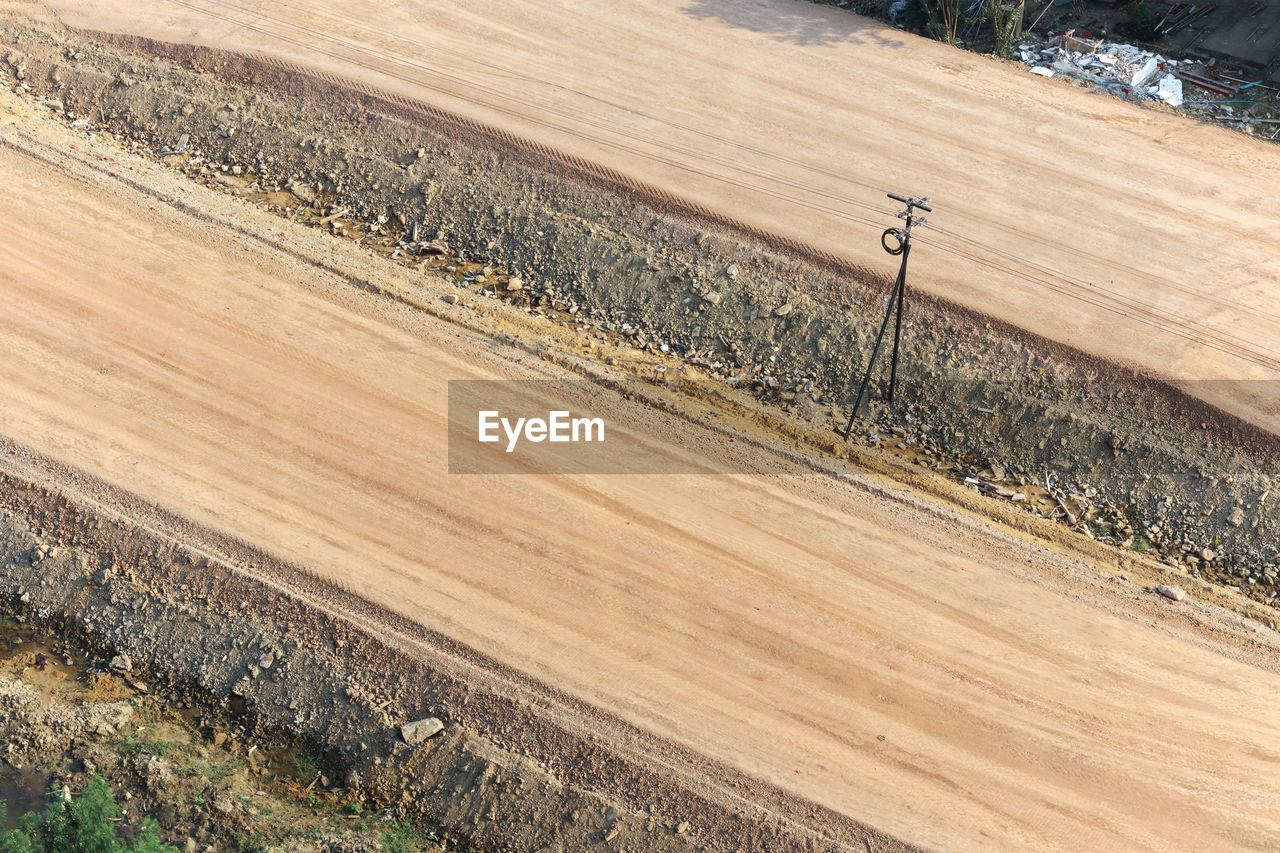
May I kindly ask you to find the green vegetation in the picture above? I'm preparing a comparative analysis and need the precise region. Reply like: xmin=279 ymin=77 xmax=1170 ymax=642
xmin=0 ymin=775 xmax=177 ymax=853
xmin=921 ymin=0 xmax=966 ymax=44
xmin=383 ymin=821 xmax=434 ymax=853
xmin=983 ymin=2 xmax=1020 ymax=58
xmin=119 ymin=734 xmax=182 ymax=759
xmin=1117 ymin=0 xmax=1157 ymax=40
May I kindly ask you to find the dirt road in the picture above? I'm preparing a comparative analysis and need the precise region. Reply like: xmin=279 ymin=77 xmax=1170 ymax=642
xmin=3 ymin=97 xmax=1280 ymax=851
xmin=42 ymin=0 xmax=1280 ymax=433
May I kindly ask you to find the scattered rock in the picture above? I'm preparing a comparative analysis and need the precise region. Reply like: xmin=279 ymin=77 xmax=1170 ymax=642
xmin=399 ymin=716 xmax=444 ymax=745
xmin=773 ymin=303 xmax=793 ymax=317
xmin=109 ymin=653 xmax=133 ymax=674
xmin=505 ymin=276 xmax=524 ymax=292
xmin=1228 ymin=507 xmax=1245 ymax=527
xmin=287 ymin=180 xmax=314 ymax=202
xmin=1156 ymin=584 xmax=1185 ymax=602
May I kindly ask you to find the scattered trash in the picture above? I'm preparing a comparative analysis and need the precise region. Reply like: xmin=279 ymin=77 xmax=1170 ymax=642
xmin=1018 ymin=32 xmax=1276 ymax=138
xmin=1061 ymin=30 xmax=1098 ymax=54
xmin=1174 ymin=69 xmax=1235 ymax=96
xmin=1020 ymin=35 xmax=1187 ymax=94
xmin=414 ymin=240 xmax=448 ymax=255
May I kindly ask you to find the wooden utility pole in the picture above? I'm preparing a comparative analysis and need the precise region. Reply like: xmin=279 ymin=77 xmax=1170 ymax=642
xmin=840 ymin=194 xmax=932 ymax=440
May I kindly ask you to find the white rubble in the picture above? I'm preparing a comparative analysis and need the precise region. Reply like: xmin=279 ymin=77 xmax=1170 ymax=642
xmin=1018 ymin=35 xmax=1186 ymax=105
xmin=1156 ymin=74 xmax=1184 ymax=107
xmin=1129 ymin=56 xmax=1160 ymax=88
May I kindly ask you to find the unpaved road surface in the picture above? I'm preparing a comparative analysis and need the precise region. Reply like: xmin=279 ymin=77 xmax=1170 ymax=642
xmin=3 ymin=98 xmax=1280 ymax=851
xmin=44 ymin=0 xmax=1280 ymax=434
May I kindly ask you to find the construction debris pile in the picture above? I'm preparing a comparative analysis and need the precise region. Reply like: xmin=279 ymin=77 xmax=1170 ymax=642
xmin=1018 ymin=31 xmax=1280 ymax=139
xmin=1021 ymin=32 xmax=1189 ymax=103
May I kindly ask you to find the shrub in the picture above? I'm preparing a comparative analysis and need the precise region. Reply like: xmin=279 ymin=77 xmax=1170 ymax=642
xmin=0 ymin=775 xmax=177 ymax=853
xmin=984 ymin=2 xmax=1021 ymax=58
xmin=922 ymin=0 xmax=967 ymax=43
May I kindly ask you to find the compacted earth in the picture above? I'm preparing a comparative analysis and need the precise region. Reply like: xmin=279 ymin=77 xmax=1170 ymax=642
xmin=1 ymin=2 xmax=1279 ymax=851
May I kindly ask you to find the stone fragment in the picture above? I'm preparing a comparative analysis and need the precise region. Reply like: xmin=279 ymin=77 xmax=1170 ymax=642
xmin=1156 ymin=74 xmax=1183 ymax=107
xmin=400 ymin=716 xmax=444 ymax=745
xmin=1130 ymin=57 xmax=1159 ymax=88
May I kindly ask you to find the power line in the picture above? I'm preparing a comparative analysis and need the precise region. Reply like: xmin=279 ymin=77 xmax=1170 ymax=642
xmin=164 ymin=0 xmax=1280 ymax=374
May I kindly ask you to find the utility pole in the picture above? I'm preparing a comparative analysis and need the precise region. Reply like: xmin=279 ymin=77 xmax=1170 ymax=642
xmin=840 ymin=193 xmax=931 ymax=440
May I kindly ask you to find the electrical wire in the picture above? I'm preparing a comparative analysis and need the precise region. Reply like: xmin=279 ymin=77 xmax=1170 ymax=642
xmin=162 ymin=0 xmax=1280 ymax=374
